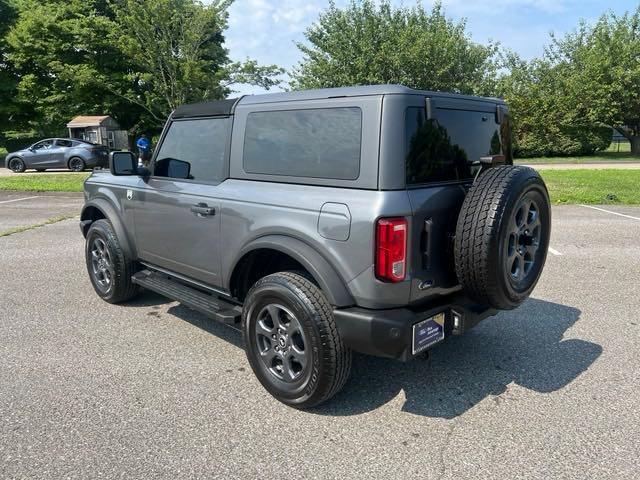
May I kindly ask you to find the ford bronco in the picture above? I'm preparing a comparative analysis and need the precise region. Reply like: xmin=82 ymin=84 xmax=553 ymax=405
xmin=80 ymin=85 xmax=551 ymax=409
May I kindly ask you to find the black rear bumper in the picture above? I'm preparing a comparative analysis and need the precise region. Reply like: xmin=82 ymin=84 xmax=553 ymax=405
xmin=333 ymin=295 xmax=497 ymax=361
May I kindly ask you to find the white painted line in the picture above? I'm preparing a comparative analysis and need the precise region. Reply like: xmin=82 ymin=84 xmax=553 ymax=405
xmin=0 ymin=196 xmax=39 ymax=205
xmin=580 ymin=204 xmax=640 ymax=221
xmin=548 ymin=247 xmax=563 ymax=256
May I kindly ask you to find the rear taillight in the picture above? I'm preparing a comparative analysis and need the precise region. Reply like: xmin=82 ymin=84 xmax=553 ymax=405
xmin=375 ymin=217 xmax=407 ymax=282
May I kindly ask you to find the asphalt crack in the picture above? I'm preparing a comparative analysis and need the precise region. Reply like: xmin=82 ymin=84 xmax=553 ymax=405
xmin=0 ymin=213 xmax=78 ymax=238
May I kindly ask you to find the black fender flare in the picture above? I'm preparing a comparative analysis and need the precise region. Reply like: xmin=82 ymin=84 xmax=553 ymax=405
xmin=229 ymin=235 xmax=355 ymax=307
xmin=80 ymin=198 xmax=137 ymax=259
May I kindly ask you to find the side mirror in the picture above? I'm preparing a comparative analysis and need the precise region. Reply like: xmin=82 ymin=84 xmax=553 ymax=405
xmin=110 ymin=151 xmax=138 ymax=176
xmin=155 ymin=158 xmax=191 ymax=180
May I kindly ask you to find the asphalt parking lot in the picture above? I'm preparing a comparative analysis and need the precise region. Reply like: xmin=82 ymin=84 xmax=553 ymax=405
xmin=0 ymin=192 xmax=83 ymax=232
xmin=1 ymin=194 xmax=639 ymax=479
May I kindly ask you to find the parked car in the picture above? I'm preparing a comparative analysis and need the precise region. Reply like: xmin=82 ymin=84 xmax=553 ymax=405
xmin=4 ymin=138 xmax=109 ymax=173
xmin=80 ymin=85 xmax=551 ymax=409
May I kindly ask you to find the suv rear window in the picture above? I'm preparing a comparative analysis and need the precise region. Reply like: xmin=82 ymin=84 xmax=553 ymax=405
xmin=243 ymin=107 xmax=362 ymax=180
xmin=406 ymin=106 xmax=507 ymax=185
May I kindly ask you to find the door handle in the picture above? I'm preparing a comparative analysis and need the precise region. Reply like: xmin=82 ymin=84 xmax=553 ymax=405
xmin=191 ymin=203 xmax=216 ymax=216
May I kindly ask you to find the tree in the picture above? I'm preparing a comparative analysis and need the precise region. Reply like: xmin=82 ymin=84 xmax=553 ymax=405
xmin=543 ymin=8 xmax=640 ymax=155
xmin=290 ymin=0 xmax=498 ymax=95
xmin=109 ymin=0 xmax=283 ymax=127
xmin=7 ymin=0 xmax=141 ymax=135
xmin=0 ymin=0 xmax=22 ymax=135
xmin=6 ymin=0 xmax=283 ymax=134
xmin=497 ymin=53 xmax=611 ymax=157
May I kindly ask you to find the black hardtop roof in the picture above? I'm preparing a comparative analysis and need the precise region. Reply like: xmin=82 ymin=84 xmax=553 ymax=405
xmin=171 ymin=85 xmax=505 ymax=118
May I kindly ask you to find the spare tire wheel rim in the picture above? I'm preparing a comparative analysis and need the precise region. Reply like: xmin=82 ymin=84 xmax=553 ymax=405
xmin=505 ymin=194 xmax=542 ymax=290
xmin=254 ymin=303 xmax=308 ymax=383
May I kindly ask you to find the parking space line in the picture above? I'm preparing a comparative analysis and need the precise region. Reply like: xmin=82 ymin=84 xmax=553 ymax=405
xmin=0 ymin=196 xmax=40 ymax=205
xmin=580 ymin=204 xmax=640 ymax=221
xmin=548 ymin=247 xmax=563 ymax=256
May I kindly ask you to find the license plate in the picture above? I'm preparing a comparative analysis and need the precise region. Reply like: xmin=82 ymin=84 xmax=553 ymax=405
xmin=412 ymin=312 xmax=445 ymax=355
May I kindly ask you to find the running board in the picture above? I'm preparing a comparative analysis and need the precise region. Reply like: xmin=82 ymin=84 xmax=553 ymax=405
xmin=132 ymin=270 xmax=242 ymax=325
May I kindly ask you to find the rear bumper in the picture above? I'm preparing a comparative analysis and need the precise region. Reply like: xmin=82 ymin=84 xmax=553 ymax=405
xmin=333 ymin=294 xmax=497 ymax=361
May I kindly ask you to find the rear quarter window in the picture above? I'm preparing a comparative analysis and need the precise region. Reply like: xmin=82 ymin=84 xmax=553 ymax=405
xmin=406 ymin=106 xmax=507 ymax=185
xmin=243 ymin=107 xmax=362 ymax=180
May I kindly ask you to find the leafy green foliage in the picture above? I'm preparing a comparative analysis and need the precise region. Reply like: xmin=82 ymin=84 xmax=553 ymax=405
xmin=110 ymin=0 xmax=282 ymax=126
xmin=0 ymin=0 xmax=21 ymax=135
xmin=497 ymin=53 xmax=612 ymax=158
xmin=290 ymin=0 xmax=498 ymax=96
xmin=544 ymin=8 xmax=640 ymax=154
xmin=6 ymin=0 xmax=144 ymax=134
xmin=4 ymin=0 xmax=283 ymax=136
xmin=500 ymin=7 xmax=640 ymax=157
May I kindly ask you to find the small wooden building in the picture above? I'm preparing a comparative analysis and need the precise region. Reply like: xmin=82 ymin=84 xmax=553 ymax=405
xmin=66 ymin=116 xmax=129 ymax=150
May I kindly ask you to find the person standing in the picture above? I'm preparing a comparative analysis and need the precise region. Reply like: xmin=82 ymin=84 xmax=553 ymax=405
xmin=136 ymin=133 xmax=151 ymax=166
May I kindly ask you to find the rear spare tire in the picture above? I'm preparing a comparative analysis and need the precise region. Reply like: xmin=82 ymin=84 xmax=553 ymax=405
xmin=454 ymin=166 xmax=551 ymax=310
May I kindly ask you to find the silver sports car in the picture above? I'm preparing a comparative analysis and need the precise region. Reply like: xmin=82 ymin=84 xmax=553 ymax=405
xmin=4 ymin=138 xmax=109 ymax=173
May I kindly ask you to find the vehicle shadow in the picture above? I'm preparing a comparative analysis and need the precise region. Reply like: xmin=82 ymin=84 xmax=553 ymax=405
xmin=314 ymin=298 xmax=602 ymax=418
xmin=167 ymin=303 xmax=244 ymax=349
xmin=128 ymin=293 xmax=601 ymax=419
xmin=122 ymin=291 xmax=173 ymax=308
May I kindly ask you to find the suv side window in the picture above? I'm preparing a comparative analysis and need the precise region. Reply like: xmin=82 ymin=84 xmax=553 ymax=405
xmin=154 ymin=117 xmax=230 ymax=183
xmin=243 ymin=107 xmax=362 ymax=180
xmin=405 ymin=107 xmax=504 ymax=185
xmin=55 ymin=139 xmax=73 ymax=148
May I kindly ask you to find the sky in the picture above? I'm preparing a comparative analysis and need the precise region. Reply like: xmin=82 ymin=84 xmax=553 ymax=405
xmin=223 ymin=0 xmax=639 ymax=96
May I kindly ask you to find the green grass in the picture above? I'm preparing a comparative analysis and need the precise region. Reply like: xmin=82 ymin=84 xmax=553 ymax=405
xmin=0 ymin=169 xmax=638 ymax=205
xmin=517 ymin=150 xmax=637 ymax=164
xmin=0 ymin=213 xmax=78 ymax=237
xmin=0 ymin=173 xmax=90 ymax=192
xmin=540 ymin=169 xmax=640 ymax=205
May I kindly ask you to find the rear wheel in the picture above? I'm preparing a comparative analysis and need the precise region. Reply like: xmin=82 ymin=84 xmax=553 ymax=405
xmin=68 ymin=157 xmax=86 ymax=172
xmin=455 ymin=166 xmax=551 ymax=310
xmin=85 ymin=219 xmax=139 ymax=303
xmin=8 ymin=157 xmax=26 ymax=173
xmin=242 ymin=272 xmax=351 ymax=409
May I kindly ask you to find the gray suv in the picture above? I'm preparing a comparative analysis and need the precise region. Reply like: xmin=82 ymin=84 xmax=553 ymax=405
xmin=5 ymin=138 xmax=109 ymax=173
xmin=80 ymin=85 xmax=551 ymax=409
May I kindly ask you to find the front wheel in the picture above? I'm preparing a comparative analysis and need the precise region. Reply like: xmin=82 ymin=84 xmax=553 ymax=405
xmin=242 ymin=272 xmax=352 ymax=409
xmin=85 ymin=219 xmax=139 ymax=303
xmin=7 ymin=157 xmax=26 ymax=173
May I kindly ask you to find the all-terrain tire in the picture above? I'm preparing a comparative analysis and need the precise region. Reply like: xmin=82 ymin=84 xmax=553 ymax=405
xmin=85 ymin=219 xmax=140 ymax=304
xmin=454 ymin=165 xmax=551 ymax=310
xmin=242 ymin=272 xmax=352 ymax=409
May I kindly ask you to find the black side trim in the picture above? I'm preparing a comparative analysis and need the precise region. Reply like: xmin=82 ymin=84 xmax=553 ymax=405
xmin=132 ymin=270 xmax=242 ymax=326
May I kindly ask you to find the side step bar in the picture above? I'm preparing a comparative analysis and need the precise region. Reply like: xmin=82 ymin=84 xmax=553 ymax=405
xmin=132 ymin=270 xmax=242 ymax=325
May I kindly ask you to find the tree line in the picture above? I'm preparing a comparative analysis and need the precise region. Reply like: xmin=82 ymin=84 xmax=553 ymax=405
xmin=0 ymin=0 xmax=638 ymax=157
